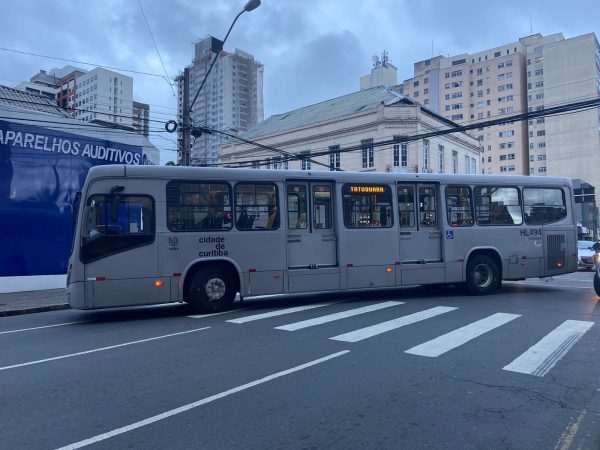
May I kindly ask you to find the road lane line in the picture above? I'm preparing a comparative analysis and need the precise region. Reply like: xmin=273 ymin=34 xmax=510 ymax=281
xmin=330 ymin=306 xmax=457 ymax=343
xmin=405 ymin=312 xmax=521 ymax=357
xmin=503 ymin=320 xmax=594 ymax=377
xmin=226 ymin=303 xmax=333 ymax=324
xmin=187 ymin=309 xmax=245 ymax=319
xmin=274 ymin=301 xmax=403 ymax=331
xmin=0 ymin=327 xmax=210 ymax=372
xmin=0 ymin=320 xmax=93 ymax=335
xmin=55 ymin=350 xmax=350 ymax=450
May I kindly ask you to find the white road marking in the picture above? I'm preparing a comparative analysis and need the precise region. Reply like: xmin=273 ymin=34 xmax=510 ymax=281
xmin=0 ymin=327 xmax=210 ymax=372
xmin=0 ymin=320 xmax=92 ymax=335
xmin=405 ymin=312 xmax=521 ymax=357
xmin=226 ymin=303 xmax=332 ymax=324
xmin=274 ymin=301 xmax=404 ymax=331
xmin=55 ymin=350 xmax=350 ymax=450
xmin=503 ymin=320 xmax=594 ymax=377
xmin=187 ymin=309 xmax=245 ymax=319
xmin=330 ymin=306 xmax=457 ymax=343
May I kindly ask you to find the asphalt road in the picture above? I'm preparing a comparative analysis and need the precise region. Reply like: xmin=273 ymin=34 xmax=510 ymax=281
xmin=1 ymin=271 xmax=599 ymax=449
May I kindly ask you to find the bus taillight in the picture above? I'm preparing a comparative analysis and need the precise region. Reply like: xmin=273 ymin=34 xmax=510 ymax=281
xmin=155 ymin=280 xmax=164 ymax=287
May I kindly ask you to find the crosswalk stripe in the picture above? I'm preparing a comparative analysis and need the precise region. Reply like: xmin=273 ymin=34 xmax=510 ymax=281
xmin=405 ymin=312 xmax=521 ymax=357
xmin=274 ymin=301 xmax=404 ymax=331
xmin=226 ymin=303 xmax=332 ymax=324
xmin=503 ymin=320 xmax=594 ymax=377
xmin=330 ymin=306 xmax=457 ymax=343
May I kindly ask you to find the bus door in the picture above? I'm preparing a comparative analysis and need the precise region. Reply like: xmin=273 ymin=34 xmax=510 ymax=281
xmin=286 ymin=182 xmax=339 ymax=292
xmin=397 ymin=184 xmax=444 ymax=285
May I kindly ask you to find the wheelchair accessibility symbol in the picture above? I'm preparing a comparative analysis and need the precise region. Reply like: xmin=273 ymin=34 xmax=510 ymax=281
xmin=446 ymin=231 xmax=454 ymax=239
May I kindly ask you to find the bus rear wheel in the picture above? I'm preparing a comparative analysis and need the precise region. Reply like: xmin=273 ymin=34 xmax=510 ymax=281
xmin=466 ymin=255 xmax=501 ymax=295
xmin=188 ymin=266 xmax=236 ymax=313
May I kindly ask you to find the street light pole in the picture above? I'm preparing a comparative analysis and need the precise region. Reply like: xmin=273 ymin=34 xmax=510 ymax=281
xmin=179 ymin=0 xmax=261 ymax=166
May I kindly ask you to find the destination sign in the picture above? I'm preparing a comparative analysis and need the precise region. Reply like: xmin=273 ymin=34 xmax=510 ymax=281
xmin=348 ymin=186 xmax=386 ymax=193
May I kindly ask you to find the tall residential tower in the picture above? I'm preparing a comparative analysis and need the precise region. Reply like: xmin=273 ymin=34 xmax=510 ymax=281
xmin=177 ymin=35 xmax=264 ymax=166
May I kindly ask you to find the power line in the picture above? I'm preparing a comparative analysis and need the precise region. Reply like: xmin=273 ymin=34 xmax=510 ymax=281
xmin=0 ymin=47 xmax=171 ymax=80
xmin=137 ymin=0 xmax=175 ymax=96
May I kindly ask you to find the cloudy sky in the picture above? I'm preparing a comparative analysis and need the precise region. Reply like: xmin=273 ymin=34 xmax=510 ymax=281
xmin=1 ymin=0 xmax=599 ymax=163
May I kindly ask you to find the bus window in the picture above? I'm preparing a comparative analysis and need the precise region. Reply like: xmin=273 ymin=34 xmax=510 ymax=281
xmin=342 ymin=184 xmax=393 ymax=228
xmin=419 ymin=186 xmax=437 ymax=228
xmin=287 ymin=185 xmax=307 ymax=229
xmin=80 ymin=195 xmax=154 ymax=262
xmin=523 ymin=188 xmax=567 ymax=225
xmin=475 ymin=186 xmax=522 ymax=225
xmin=397 ymin=186 xmax=415 ymax=227
xmin=235 ymin=183 xmax=279 ymax=230
xmin=166 ymin=181 xmax=232 ymax=231
xmin=313 ymin=185 xmax=332 ymax=229
xmin=445 ymin=186 xmax=474 ymax=227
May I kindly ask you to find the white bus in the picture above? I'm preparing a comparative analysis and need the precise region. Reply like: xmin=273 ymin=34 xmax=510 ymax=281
xmin=67 ymin=165 xmax=577 ymax=313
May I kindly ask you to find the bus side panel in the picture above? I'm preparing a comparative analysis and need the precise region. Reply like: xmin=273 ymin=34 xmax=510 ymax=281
xmin=339 ymin=229 xmax=398 ymax=289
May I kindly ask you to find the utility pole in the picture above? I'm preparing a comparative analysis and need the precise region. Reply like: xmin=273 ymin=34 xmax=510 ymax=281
xmin=179 ymin=67 xmax=191 ymax=166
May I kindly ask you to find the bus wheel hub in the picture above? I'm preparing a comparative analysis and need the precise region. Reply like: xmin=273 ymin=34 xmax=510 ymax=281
xmin=205 ymin=277 xmax=226 ymax=301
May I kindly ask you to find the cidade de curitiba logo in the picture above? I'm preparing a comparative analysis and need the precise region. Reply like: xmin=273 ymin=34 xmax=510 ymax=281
xmin=168 ymin=236 xmax=179 ymax=251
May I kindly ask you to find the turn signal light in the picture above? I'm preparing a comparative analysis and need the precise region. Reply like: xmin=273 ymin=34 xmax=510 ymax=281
xmin=386 ymin=267 xmax=393 ymax=273
xmin=155 ymin=280 xmax=164 ymax=287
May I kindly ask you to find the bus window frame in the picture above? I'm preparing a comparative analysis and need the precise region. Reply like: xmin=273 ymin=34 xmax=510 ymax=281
xmin=523 ymin=187 xmax=568 ymax=225
xmin=233 ymin=181 xmax=280 ymax=231
xmin=342 ymin=183 xmax=394 ymax=229
xmin=473 ymin=185 xmax=523 ymax=226
xmin=166 ymin=180 xmax=233 ymax=233
xmin=80 ymin=194 xmax=156 ymax=264
xmin=445 ymin=185 xmax=475 ymax=228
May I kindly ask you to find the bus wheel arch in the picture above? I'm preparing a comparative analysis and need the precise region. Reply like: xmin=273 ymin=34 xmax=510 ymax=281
xmin=183 ymin=260 xmax=241 ymax=313
xmin=465 ymin=249 xmax=502 ymax=295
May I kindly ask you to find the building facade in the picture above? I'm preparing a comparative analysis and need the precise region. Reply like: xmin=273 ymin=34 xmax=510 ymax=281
xmin=73 ymin=67 xmax=134 ymax=129
xmin=398 ymin=32 xmax=600 ymax=188
xmin=220 ymin=87 xmax=480 ymax=174
xmin=177 ymin=35 xmax=264 ymax=166
xmin=360 ymin=51 xmax=398 ymax=90
xmin=132 ymin=101 xmax=150 ymax=137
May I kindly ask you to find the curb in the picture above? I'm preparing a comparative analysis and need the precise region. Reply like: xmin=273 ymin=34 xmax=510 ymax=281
xmin=0 ymin=304 xmax=71 ymax=317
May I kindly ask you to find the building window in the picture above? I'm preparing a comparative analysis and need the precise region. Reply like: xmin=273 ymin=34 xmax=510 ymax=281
xmin=401 ymin=143 xmax=408 ymax=167
xmin=423 ymin=139 xmax=430 ymax=171
xmin=329 ymin=145 xmax=340 ymax=171
xmin=301 ymin=151 xmax=311 ymax=170
xmin=361 ymin=139 xmax=374 ymax=169
xmin=438 ymin=145 xmax=444 ymax=173
xmin=452 ymin=150 xmax=458 ymax=174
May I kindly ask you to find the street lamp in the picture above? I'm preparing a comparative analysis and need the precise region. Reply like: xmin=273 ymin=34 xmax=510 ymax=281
xmin=179 ymin=0 xmax=261 ymax=166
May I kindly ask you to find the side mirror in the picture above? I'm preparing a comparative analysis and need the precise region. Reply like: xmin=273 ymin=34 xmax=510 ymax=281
xmin=110 ymin=195 xmax=121 ymax=223
xmin=109 ymin=185 xmax=124 ymax=223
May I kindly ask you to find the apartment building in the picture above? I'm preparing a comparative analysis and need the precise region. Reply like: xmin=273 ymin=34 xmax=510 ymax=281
xmin=399 ymin=32 xmax=600 ymax=189
xmin=177 ymin=35 xmax=264 ymax=166
xmin=73 ymin=67 xmax=134 ymax=129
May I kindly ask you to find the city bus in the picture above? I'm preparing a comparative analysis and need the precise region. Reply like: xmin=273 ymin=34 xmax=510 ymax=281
xmin=67 ymin=165 xmax=577 ymax=313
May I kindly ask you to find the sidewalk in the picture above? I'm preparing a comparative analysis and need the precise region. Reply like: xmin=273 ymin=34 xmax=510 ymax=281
xmin=0 ymin=289 xmax=69 ymax=317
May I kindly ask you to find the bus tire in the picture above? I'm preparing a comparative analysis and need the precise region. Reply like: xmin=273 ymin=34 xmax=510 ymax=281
xmin=594 ymin=272 xmax=600 ymax=297
xmin=465 ymin=255 xmax=500 ymax=295
xmin=188 ymin=266 xmax=236 ymax=313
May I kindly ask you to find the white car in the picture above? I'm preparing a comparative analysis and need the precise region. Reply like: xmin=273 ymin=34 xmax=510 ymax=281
xmin=577 ymin=240 xmax=596 ymax=270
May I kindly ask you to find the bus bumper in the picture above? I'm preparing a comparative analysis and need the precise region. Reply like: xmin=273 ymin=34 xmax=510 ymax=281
xmin=67 ymin=281 xmax=89 ymax=309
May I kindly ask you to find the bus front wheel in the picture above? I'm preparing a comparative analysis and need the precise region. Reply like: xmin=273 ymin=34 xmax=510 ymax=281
xmin=188 ymin=266 xmax=236 ymax=313
xmin=466 ymin=255 xmax=501 ymax=295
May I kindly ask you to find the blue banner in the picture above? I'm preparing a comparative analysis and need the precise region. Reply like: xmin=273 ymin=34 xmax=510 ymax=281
xmin=0 ymin=119 xmax=147 ymax=277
